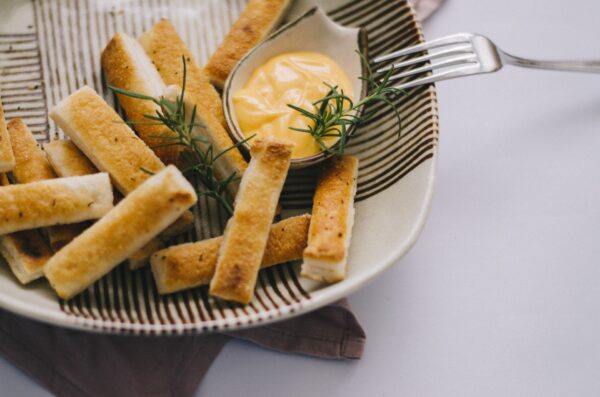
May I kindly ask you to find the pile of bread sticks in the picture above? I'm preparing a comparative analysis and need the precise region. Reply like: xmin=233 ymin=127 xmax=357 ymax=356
xmin=0 ymin=0 xmax=359 ymax=305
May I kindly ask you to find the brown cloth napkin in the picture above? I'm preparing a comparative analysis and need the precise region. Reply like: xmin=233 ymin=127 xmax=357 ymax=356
xmin=0 ymin=1 xmax=443 ymax=395
xmin=0 ymin=300 xmax=363 ymax=397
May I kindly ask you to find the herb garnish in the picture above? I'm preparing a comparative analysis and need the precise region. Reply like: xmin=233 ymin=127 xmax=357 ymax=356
xmin=109 ymin=57 xmax=250 ymax=215
xmin=287 ymin=53 xmax=404 ymax=155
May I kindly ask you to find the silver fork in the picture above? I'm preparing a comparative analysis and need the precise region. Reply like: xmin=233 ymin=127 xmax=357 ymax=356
xmin=373 ymin=33 xmax=600 ymax=90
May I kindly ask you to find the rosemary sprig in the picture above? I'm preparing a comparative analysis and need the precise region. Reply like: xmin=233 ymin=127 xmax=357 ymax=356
xmin=109 ymin=56 xmax=249 ymax=215
xmin=287 ymin=53 xmax=404 ymax=155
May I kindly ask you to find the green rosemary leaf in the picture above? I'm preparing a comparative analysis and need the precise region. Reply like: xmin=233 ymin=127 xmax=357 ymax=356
xmin=288 ymin=51 xmax=405 ymax=154
xmin=109 ymin=55 xmax=248 ymax=216
xmin=140 ymin=167 xmax=156 ymax=175
xmin=109 ymin=85 xmax=156 ymax=101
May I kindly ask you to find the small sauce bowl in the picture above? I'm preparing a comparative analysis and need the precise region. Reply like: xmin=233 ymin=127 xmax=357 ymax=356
xmin=223 ymin=7 xmax=368 ymax=169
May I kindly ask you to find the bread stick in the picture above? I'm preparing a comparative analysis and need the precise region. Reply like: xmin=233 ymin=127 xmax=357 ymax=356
xmin=101 ymin=32 xmax=182 ymax=164
xmin=301 ymin=155 xmax=358 ymax=282
xmin=7 ymin=118 xmax=56 ymax=182
xmin=43 ymin=139 xmax=189 ymax=268
xmin=128 ymin=237 xmax=166 ymax=271
xmin=161 ymin=86 xmax=246 ymax=197
xmin=49 ymin=86 xmax=165 ymax=195
xmin=209 ymin=138 xmax=293 ymax=304
xmin=139 ymin=20 xmax=247 ymax=194
xmin=161 ymin=210 xmax=194 ymax=238
xmin=0 ymin=173 xmax=113 ymax=235
xmin=152 ymin=214 xmax=310 ymax=294
xmin=44 ymin=140 xmax=98 ymax=177
xmin=0 ymin=174 xmax=52 ymax=284
xmin=7 ymin=120 xmax=92 ymax=251
xmin=205 ymin=0 xmax=291 ymax=88
xmin=139 ymin=19 xmax=226 ymax=128
xmin=0 ymin=101 xmax=15 ymax=172
xmin=0 ymin=229 xmax=53 ymax=284
xmin=44 ymin=166 xmax=197 ymax=300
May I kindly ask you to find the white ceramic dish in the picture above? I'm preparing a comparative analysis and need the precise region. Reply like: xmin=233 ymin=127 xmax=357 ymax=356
xmin=0 ymin=0 xmax=438 ymax=334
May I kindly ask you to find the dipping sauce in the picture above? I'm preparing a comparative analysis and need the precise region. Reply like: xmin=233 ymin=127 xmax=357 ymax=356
xmin=233 ymin=52 xmax=353 ymax=159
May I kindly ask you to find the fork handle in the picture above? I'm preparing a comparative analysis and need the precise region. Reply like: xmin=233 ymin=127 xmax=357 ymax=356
xmin=499 ymin=51 xmax=600 ymax=73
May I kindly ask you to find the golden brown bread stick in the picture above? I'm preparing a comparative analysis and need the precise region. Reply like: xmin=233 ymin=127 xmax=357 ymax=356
xmin=43 ymin=140 xmax=189 ymax=267
xmin=0 ymin=173 xmax=53 ymax=284
xmin=49 ymin=87 xmax=192 ymax=238
xmin=0 ymin=102 xmax=15 ymax=172
xmin=7 ymin=120 xmax=91 ymax=251
xmin=46 ymin=222 xmax=91 ymax=252
xmin=44 ymin=166 xmax=197 ymax=300
xmin=0 ymin=173 xmax=114 ymax=235
xmin=49 ymin=86 xmax=165 ymax=196
xmin=139 ymin=20 xmax=247 ymax=195
xmin=139 ymin=19 xmax=226 ymax=128
xmin=151 ymin=214 xmax=310 ymax=294
xmin=101 ymin=32 xmax=182 ymax=164
xmin=161 ymin=86 xmax=246 ymax=197
xmin=205 ymin=0 xmax=291 ymax=88
xmin=44 ymin=140 xmax=99 ymax=177
xmin=209 ymin=138 xmax=293 ymax=304
xmin=7 ymin=118 xmax=56 ymax=182
xmin=301 ymin=155 xmax=358 ymax=282
xmin=0 ymin=229 xmax=53 ymax=284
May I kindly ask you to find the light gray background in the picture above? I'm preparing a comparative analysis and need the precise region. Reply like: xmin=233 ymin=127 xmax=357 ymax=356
xmin=2 ymin=0 xmax=600 ymax=395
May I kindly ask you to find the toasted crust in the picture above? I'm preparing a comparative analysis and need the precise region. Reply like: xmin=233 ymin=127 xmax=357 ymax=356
xmin=140 ymin=20 xmax=248 ymax=193
xmin=205 ymin=0 xmax=291 ymax=88
xmin=301 ymin=156 xmax=358 ymax=282
xmin=152 ymin=214 xmax=310 ymax=294
xmin=127 ymin=207 xmax=195 ymax=270
xmin=42 ymin=138 xmax=189 ymax=267
xmin=209 ymin=138 xmax=293 ymax=304
xmin=162 ymin=87 xmax=247 ymax=196
xmin=0 ymin=174 xmax=52 ymax=284
xmin=7 ymin=118 xmax=56 ymax=182
xmin=0 ymin=173 xmax=114 ymax=235
xmin=42 ymin=140 xmax=100 ymax=250
xmin=47 ymin=222 xmax=91 ymax=252
xmin=0 ymin=102 xmax=15 ymax=172
xmin=0 ymin=229 xmax=53 ymax=284
xmin=49 ymin=86 xmax=165 ymax=195
xmin=44 ymin=166 xmax=197 ymax=300
xmin=139 ymin=19 xmax=225 ymax=128
xmin=44 ymin=140 xmax=98 ymax=177
xmin=101 ymin=32 xmax=181 ymax=164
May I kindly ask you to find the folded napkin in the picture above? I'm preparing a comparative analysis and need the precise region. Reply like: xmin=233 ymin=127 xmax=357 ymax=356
xmin=0 ymin=1 xmax=443 ymax=395
xmin=0 ymin=300 xmax=364 ymax=397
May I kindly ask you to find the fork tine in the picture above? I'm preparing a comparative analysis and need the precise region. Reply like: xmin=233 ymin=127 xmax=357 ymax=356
xmin=387 ymin=64 xmax=481 ymax=91
xmin=376 ymin=44 xmax=474 ymax=73
xmin=382 ymin=54 xmax=478 ymax=82
xmin=373 ymin=33 xmax=473 ymax=64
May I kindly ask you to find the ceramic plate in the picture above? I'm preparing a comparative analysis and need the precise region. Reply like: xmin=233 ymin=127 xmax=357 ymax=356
xmin=0 ymin=0 xmax=438 ymax=334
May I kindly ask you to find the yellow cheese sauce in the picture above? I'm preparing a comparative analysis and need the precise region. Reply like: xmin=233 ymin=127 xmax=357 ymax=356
xmin=233 ymin=52 xmax=353 ymax=159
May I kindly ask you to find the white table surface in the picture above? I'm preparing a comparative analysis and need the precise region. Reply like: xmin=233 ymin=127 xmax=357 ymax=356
xmin=3 ymin=0 xmax=600 ymax=395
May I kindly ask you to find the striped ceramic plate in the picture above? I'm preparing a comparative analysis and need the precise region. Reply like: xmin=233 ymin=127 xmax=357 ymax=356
xmin=0 ymin=0 xmax=438 ymax=334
